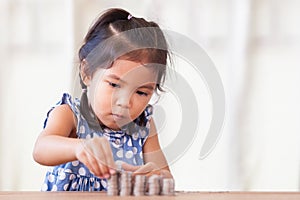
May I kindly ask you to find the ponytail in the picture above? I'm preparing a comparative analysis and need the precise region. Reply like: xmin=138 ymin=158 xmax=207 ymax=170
xmin=79 ymin=89 xmax=103 ymax=131
xmin=79 ymin=70 xmax=102 ymax=131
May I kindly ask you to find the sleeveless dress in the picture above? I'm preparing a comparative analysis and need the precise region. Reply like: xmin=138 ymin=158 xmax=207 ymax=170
xmin=41 ymin=93 xmax=153 ymax=191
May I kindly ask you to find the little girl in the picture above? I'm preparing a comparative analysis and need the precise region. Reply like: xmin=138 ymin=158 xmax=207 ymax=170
xmin=33 ymin=8 xmax=173 ymax=191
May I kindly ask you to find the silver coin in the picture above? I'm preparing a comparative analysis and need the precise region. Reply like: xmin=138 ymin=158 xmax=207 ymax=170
xmin=161 ymin=178 xmax=175 ymax=196
xmin=133 ymin=175 xmax=146 ymax=196
xmin=119 ymin=171 xmax=132 ymax=196
xmin=106 ymin=172 xmax=120 ymax=196
xmin=147 ymin=174 xmax=161 ymax=196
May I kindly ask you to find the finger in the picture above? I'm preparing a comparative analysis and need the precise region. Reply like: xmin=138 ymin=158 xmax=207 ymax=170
xmin=101 ymin=139 xmax=116 ymax=171
xmin=160 ymin=169 xmax=173 ymax=179
xmin=86 ymin=153 xmax=104 ymax=177
xmin=93 ymin=150 xmax=110 ymax=178
xmin=133 ymin=162 xmax=157 ymax=174
xmin=97 ymin=162 xmax=109 ymax=179
xmin=88 ymin=137 xmax=110 ymax=177
xmin=121 ymin=162 xmax=140 ymax=172
xmin=99 ymin=140 xmax=116 ymax=177
xmin=82 ymin=139 xmax=106 ymax=177
xmin=81 ymin=145 xmax=104 ymax=178
xmin=144 ymin=169 xmax=161 ymax=177
xmin=78 ymin=152 xmax=102 ymax=178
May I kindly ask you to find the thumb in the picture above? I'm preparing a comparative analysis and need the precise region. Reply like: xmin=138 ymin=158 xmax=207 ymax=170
xmin=121 ymin=162 xmax=140 ymax=172
xmin=133 ymin=162 xmax=158 ymax=174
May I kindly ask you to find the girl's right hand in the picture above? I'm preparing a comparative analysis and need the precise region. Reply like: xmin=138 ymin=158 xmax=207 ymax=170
xmin=121 ymin=161 xmax=173 ymax=179
xmin=74 ymin=136 xmax=116 ymax=179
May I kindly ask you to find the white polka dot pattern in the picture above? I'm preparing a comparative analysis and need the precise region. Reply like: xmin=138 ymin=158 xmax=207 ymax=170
xmin=58 ymin=172 xmax=66 ymax=180
xmin=71 ymin=182 xmax=77 ymax=189
xmin=125 ymin=151 xmax=133 ymax=159
xmin=41 ymin=183 xmax=48 ymax=191
xmin=63 ymin=184 xmax=69 ymax=191
xmin=116 ymin=149 xmax=123 ymax=158
xmin=64 ymin=169 xmax=72 ymax=173
xmin=51 ymin=185 xmax=57 ymax=191
xmin=101 ymin=179 xmax=107 ymax=188
xmin=69 ymin=174 xmax=76 ymax=180
xmin=94 ymin=181 xmax=100 ymax=189
xmin=72 ymin=161 xmax=79 ymax=167
xmin=79 ymin=125 xmax=85 ymax=133
xmin=48 ymin=174 xmax=55 ymax=183
xmin=132 ymin=132 xmax=139 ymax=140
xmin=133 ymin=147 xmax=138 ymax=154
xmin=127 ymin=139 xmax=132 ymax=146
xmin=78 ymin=167 xmax=86 ymax=176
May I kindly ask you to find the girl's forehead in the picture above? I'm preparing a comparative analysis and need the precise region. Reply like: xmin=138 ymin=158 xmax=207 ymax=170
xmin=109 ymin=59 xmax=143 ymax=73
xmin=91 ymin=59 xmax=158 ymax=88
xmin=104 ymin=59 xmax=158 ymax=82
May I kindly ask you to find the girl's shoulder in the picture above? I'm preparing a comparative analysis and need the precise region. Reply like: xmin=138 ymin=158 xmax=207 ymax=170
xmin=58 ymin=93 xmax=80 ymax=110
xmin=43 ymin=93 xmax=80 ymax=129
xmin=42 ymin=94 xmax=79 ymax=137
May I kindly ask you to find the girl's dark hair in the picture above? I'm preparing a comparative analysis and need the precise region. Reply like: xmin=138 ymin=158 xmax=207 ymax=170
xmin=78 ymin=8 xmax=169 ymax=130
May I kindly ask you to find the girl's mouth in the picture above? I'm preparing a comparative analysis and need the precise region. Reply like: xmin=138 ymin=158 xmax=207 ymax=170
xmin=112 ymin=113 xmax=125 ymax=120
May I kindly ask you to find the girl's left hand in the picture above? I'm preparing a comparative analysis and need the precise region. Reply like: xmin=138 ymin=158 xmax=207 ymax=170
xmin=121 ymin=162 xmax=173 ymax=178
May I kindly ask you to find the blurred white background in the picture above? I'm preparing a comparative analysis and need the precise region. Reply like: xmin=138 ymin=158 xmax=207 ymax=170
xmin=0 ymin=0 xmax=300 ymax=191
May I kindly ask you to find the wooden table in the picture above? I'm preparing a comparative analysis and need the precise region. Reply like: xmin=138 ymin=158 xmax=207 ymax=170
xmin=1 ymin=191 xmax=300 ymax=200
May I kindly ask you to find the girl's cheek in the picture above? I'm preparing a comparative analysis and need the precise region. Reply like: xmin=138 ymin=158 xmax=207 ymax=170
xmin=96 ymin=83 xmax=110 ymax=97
xmin=133 ymin=96 xmax=149 ymax=109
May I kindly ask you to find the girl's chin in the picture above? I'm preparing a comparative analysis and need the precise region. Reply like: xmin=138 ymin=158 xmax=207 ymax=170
xmin=99 ymin=114 xmax=136 ymax=130
xmin=104 ymin=120 xmax=131 ymax=130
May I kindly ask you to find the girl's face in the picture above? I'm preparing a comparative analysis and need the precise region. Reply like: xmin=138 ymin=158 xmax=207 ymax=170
xmin=87 ymin=59 xmax=157 ymax=130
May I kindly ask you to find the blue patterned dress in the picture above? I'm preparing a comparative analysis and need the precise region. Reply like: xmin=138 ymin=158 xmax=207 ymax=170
xmin=41 ymin=93 xmax=152 ymax=191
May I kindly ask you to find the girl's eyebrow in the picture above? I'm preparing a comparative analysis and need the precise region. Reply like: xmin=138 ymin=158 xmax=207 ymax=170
xmin=139 ymin=84 xmax=155 ymax=90
xmin=107 ymin=74 xmax=125 ymax=83
xmin=107 ymin=74 xmax=155 ymax=90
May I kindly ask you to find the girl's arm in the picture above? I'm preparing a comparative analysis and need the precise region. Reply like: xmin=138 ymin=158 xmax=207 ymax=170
xmin=142 ymin=118 xmax=173 ymax=178
xmin=33 ymin=104 xmax=80 ymax=165
xmin=33 ymin=104 xmax=115 ymax=178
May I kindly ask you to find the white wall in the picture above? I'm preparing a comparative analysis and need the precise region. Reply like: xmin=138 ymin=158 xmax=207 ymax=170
xmin=0 ymin=0 xmax=299 ymax=191
xmin=0 ymin=0 xmax=74 ymax=190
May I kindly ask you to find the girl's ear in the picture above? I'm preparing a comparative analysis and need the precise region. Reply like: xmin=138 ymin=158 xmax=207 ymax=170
xmin=80 ymin=59 xmax=92 ymax=86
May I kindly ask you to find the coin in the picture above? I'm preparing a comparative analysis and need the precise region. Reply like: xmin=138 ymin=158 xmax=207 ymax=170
xmin=107 ymin=172 xmax=119 ymax=196
xmin=119 ymin=171 xmax=132 ymax=196
xmin=148 ymin=174 xmax=161 ymax=195
xmin=133 ymin=175 xmax=146 ymax=196
xmin=161 ymin=178 xmax=175 ymax=196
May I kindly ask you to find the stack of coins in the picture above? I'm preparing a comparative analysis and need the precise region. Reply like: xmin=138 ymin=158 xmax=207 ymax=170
xmin=161 ymin=178 xmax=175 ymax=196
xmin=133 ymin=175 xmax=146 ymax=196
xmin=119 ymin=171 xmax=132 ymax=196
xmin=107 ymin=171 xmax=175 ymax=196
xmin=147 ymin=174 xmax=161 ymax=195
xmin=107 ymin=172 xmax=119 ymax=196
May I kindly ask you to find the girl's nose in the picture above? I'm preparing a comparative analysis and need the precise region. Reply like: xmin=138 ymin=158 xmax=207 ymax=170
xmin=115 ymin=93 xmax=131 ymax=109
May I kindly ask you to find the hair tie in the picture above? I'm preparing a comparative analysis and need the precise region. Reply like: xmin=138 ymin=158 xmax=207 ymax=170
xmin=82 ymin=88 xmax=87 ymax=93
xmin=127 ymin=14 xmax=133 ymax=20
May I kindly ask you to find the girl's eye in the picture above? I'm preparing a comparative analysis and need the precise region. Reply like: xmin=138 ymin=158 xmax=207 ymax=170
xmin=136 ymin=91 xmax=148 ymax=96
xmin=108 ymin=82 xmax=120 ymax=88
